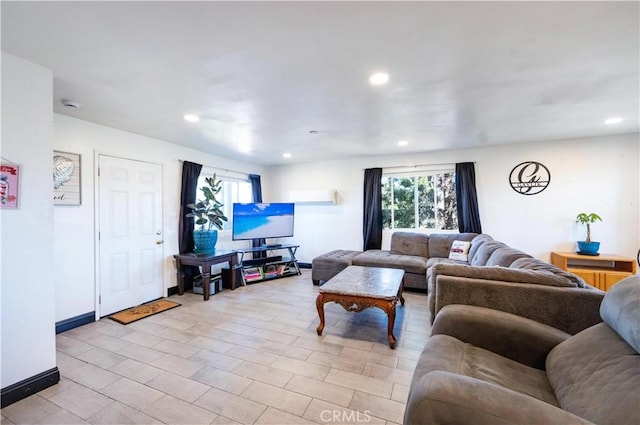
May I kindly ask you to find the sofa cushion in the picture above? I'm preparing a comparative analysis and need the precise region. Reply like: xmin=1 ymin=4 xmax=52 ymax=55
xmin=426 ymin=257 xmax=469 ymax=269
xmin=546 ymin=323 xmax=640 ymax=425
xmin=390 ymin=231 xmax=429 ymax=257
xmin=428 ymin=233 xmax=477 ymax=258
xmin=415 ymin=335 xmax=559 ymax=407
xmin=312 ymin=250 xmax=363 ymax=283
xmin=510 ymin=258 xmax=587 ymax=288
xmin=353 ymin=250 xmax=427 ymax=275
xmin=312 ymin=249 xmax=362 ymax=268
xmin=448 ymin=240 xmax=472 ymax=261
xmin=485 ymin=246 xmax=532 ymax=267
xmin=470 ymin=240 xmax=506 ymax=266
xmin=467 ymin=234 xmax=494 ymax=264
xmin=599 ymin=275 xmax=640 ymax=352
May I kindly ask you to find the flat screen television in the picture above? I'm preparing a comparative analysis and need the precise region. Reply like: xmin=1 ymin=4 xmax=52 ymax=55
xmin=232 ymin=202 xmax=295 ymax=241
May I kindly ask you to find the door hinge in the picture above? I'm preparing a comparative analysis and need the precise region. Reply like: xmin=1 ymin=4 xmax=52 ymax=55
xmin=98 ymin=231 xmax=101 ymax=240
xmin=98 ymin=167 xmax=100 ymax=176
xmin=99 ymin=295 xmax=101 ymax=304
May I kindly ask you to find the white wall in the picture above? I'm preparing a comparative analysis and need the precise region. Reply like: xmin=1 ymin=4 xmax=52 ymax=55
xmin=1 ymin=53 xmax=57 ymax=387
xmin=266 ymin=133 xmax=640 ymax=265
xmin=53 ymin=114 xmax=264 ymax=322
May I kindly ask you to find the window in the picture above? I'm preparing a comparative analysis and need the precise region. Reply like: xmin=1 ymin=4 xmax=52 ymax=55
xmin=382 ymin=171 xmax=457 ymax=230
xmin=195 ymin=173 xmax=252 ymax=230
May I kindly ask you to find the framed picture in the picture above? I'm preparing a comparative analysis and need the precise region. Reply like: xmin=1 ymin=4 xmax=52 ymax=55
xmin=0 ymin=164 xmax=20 ymax=209
xmin=53 ymin=151 xmax=81 ymax=205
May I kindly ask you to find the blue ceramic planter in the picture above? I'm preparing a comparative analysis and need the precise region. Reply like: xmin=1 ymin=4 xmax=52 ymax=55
xmin=193 ymin=229 xmax=218 ymax=253
xmin=577 ymin=241 xmax=600 ymax=255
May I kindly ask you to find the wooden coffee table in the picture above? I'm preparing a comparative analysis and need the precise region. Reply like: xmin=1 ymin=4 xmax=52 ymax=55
xmin=315 ymin=265 xmax=405 ymax=349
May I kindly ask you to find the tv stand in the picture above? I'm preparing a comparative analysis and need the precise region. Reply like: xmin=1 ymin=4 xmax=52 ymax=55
xmin=237 ymin=244 xmax=301 ymax=284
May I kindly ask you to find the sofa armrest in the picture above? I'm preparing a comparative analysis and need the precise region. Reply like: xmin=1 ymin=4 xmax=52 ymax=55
xmin=432 ymin=305 xmax=570 ymax=369
xmin=404 ymin=371 xmax=596 ymax=425
xmin=431 ymin=275 xmax=604 ymax=335
xmin=431 ymin=263 xmax=582 ymax=287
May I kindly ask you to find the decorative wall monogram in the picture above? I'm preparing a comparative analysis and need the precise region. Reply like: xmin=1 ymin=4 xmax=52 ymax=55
xmin=509 ymin=161 xmax=551 ymax=195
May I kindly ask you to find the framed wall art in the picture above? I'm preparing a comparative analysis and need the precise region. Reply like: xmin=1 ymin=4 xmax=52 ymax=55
xmin=53 ymin=151 xmax=81 ymax=205
xmin=0 ymin=164 xmax=20 ymax=209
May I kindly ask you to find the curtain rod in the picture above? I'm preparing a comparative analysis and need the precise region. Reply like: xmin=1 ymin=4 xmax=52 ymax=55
xmin=364 ymin=161 xmax=475 ymax=170
xmin=383 ymin=162 xmax=454 ymax=170
xmin=178 ymin=159 xmax=250 ymax=176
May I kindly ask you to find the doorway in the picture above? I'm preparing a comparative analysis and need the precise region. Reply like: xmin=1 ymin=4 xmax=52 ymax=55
xmin=97 ymin=155 xmax=163 ymax=317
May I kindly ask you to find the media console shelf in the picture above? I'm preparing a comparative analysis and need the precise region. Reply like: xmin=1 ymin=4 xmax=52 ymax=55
xmin=550 ymin=251 xmax=637 ymax=291
xmin=237 ymin=244 xmax=301 ymax=284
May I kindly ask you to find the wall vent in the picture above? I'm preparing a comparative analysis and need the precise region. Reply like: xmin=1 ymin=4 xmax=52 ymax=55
xmin=288 ymin=189 xmax=337 ymax=205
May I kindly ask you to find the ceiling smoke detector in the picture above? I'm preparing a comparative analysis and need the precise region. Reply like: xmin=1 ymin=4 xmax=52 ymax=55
xmin=61 ymin=99 xmax=80 ymax=109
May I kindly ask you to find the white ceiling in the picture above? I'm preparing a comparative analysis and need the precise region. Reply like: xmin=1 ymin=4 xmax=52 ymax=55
xmin=2 ymin=1 xmax=639 ymax=166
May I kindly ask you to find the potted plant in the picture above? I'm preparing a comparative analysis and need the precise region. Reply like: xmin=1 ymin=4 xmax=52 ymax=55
xmin=575 ymin=212 xmax=602 ymax=255
xmin=186 ymin=173 xmax=227 ymax=252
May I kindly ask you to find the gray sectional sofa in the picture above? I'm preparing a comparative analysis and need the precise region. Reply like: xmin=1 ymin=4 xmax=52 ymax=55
xmin=404 ymin=274 xmax=640 ymax=425
xmin=312 ymin=232 xmax=477 ymax=290
xmin=428 ymin=234 xmax=604 ymax=335
xmin=312 ymin=231 xmax=604 ymax=334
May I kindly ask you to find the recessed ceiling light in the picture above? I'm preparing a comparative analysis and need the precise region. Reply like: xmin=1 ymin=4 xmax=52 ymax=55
xmin=184 ymin=114 xmax=200 ymax=122
xmin=604 ymin=117 xmax=623 ymax=125
xmin=282 ymin=153 xmax=292 ymax=159
xmin=398 ymin=140 xmax=409 ymax=147
xmin=369 ymin=72 xmax=389 ymax=85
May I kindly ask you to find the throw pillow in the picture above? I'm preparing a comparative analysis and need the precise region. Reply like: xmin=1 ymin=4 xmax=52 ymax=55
xmin=448 ymin=240 xmax=472 ymax=261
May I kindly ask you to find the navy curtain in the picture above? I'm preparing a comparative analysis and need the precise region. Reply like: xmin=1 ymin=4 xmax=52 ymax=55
xmin=363 ymin=168 xmax=383 ymax=250
xmin=179 ymin=161 xmax=202 ymax=286
xmin=455 ymin=162 xmax=482 ymax=233
xmin=249 ymin=174 xmax=266 ymax=257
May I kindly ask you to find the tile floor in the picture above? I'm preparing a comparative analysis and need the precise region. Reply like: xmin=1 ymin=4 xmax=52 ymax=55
xmin=1 ymin=270 xmax=430 ymax=425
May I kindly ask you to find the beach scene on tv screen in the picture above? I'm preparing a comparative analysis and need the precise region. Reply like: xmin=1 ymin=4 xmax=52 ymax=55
xmin=234 ymin=203 xmax=294 ymax=240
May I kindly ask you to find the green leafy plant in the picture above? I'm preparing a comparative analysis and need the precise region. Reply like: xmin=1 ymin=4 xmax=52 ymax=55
xmin=575 ymin=213 xmax=602 ymax=242
xmin=186 ymin=173 xmax=228 ymax=231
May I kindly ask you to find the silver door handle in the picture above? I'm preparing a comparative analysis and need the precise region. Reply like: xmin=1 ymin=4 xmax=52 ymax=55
xmin=156 ymin=240 xmax=164 ymax=245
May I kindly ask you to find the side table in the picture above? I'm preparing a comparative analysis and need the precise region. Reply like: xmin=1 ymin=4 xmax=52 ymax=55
xmin=174 ymin=250 xmax=239 ymax=300
xmin=550 ymin=251 xmax=637 ymax=291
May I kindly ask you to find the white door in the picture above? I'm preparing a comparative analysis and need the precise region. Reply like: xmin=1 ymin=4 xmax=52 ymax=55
xmin=98 ymin=155 xmax=163 ymax=316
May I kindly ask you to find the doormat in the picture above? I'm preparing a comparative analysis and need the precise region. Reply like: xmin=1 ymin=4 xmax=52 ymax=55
xmin=109 ymin=299 xmax=180 ymax=325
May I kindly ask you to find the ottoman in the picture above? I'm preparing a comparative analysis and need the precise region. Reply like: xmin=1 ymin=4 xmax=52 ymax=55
xmin=312 ymin=250 xmax=362 ymax=285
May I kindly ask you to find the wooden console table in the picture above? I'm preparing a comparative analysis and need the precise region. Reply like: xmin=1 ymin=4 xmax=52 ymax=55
xmin=550 ymin=251 xmax=637 ymax=291
xmin=174 ymin=249 xmax=239 ymax=300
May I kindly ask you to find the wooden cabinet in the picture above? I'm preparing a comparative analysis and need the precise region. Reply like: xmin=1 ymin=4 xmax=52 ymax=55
xmin=550 ymin=251 xmax=637 ymax=291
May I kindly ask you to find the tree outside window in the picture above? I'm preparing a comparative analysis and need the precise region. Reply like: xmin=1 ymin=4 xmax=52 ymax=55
xmin=382 ymin=171 xmax=457 ymax=230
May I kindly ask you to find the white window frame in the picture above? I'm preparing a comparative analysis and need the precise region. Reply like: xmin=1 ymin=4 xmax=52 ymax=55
xmin=382 ymin=167 xmax=458 ymax=232
xmin=195 ymin=169 xmax=252 ymax=235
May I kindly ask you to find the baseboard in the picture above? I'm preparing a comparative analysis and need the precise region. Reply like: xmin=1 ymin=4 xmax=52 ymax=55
xmin=1 ymin=367 xmax=60 ymax=408
xmin=55 ymin=311 xmax=95 ymax=334
xmin=298 ymin=262 xmax=312 ymax=269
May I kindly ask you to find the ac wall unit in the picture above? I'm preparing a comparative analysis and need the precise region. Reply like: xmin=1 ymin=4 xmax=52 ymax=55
xmin=288 ymin=189 xmax=337 ymax=205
